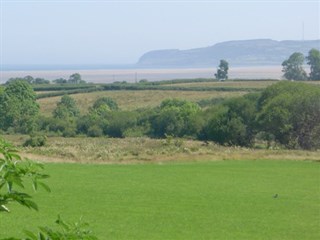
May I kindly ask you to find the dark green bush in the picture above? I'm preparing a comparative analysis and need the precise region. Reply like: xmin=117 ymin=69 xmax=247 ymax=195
xmin=23 ymin=135 xmax=47 ymax=147
xmin=87 ymin=125 xmax=104 ymax=137
xmin=92 ymin=97 xmax=119 ymax=111
xmin=257 ymin=82 xmax=320 ymax=149
xmin=200 ymin=94 xmax=258 ymax=147
xmin=150 ymin=99 xmax=201 ymax=138
xmin=106 ymin=111 xmax=137 ymax=138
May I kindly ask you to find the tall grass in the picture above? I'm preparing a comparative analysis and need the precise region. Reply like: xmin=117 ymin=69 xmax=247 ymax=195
xmin=5 ymin=136 xmax=320 ymax=163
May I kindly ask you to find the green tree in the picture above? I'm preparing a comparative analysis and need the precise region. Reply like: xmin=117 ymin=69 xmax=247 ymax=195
xmin=282 ymin=52 xmax=307 ymax=80
xmin=215 ymin=60 xmax=229 ymax=81
xmin=106 ymin=111 xmax=137 ymax=138
xmin=75 ymin=97 xmax=120 ymax=137
xmin=77 ymin=113 xmax=109 ymax=137
xmin=151 ymin=99 xmax=201 ymax=137
xmin=52 ymin=95 xmax=79 ymax=137
xmin=5 ymin=76 xmax=49 ymax=85
xmin=201 ymin=94 xmax=258 ymax=147
xmin=53 ymin=95 xmax=80 ymax=119
xmin=203 ymin=107 xmax=247 ymax=146
xmin=68 ymin=73 xmax=85 ymax=84
xmin=257 ymin=81 xmax=320 ymax=149
xmin=92 ymin=97 xmax=119 ymax=111
xmin=306 ymin=48 xmax=320 ymax=80
xmin=34 ymin=77 xmax=50 ymax=84
xmin=53 ymin=78 xmax=67 ymax=84
xmin=0 ymin=81 xmax=39 ymax=133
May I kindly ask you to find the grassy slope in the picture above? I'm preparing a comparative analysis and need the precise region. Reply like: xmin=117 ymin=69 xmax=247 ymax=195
xmin=35 ymin=80 xmax=320 ymax=116
xmin=1 ymin=161 xmax=319 ymax=239
xmin=37 ymin=90 xmax=246 ymax=116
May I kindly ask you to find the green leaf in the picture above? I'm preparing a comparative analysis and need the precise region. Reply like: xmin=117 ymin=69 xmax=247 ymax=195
xmin=23 ymin=230 xmax=38 ymax=239
xmin=10 ymin=174 xmax=25 ymax=189
xmin=9 ymin=153 xmax=21 ymax=160
xmin=32 ymin=180 xmax=38 ymax=191
xmin=38 ymin=232 xmax=46 ymax=240
xmin=55 ymin=215 xmax=70 ymax=231
xmin=38 ymin=182 xmax=51 ymax=193
xmin=23 ymin=199 xmax=39 ymax=211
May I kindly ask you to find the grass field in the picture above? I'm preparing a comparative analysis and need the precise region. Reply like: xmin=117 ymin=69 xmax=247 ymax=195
xmin=1 ymin=161 xmax=319 ymax=239
xmin=37 ymin=90 xmax=246 ymax=116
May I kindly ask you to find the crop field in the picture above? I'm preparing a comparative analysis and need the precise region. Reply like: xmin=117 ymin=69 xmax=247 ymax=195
xmin=1 ymin=160 xmax=319 ymax=239
xmin=37 ymin=90 xmax=246 ymax=116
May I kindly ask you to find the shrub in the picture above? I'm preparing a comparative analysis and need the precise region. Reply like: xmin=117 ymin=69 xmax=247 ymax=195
xmin=106 ymin=111 xmax=137 ymax=138
xmin=151 ymin=99 xmax=201 ymax=138
xmin=201 ymin=95 xmax=258 ymax=147
xmin=257 ymin=82 xmax=320 ymax=149
xmin=87 ymin=125 xmax=104 ymax=137
xmin=92 ymin=97 xmax=119 ymax=111
xmin=23 ymin=135 xmax=47 ymax=147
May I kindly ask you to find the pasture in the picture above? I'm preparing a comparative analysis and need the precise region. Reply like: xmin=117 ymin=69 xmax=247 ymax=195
xmin=1 ymin=160 xmax=319 ymax=239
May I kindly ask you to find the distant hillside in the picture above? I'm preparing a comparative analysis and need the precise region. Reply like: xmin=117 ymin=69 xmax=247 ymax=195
xmin=137 ymin=39 xmax=320 ymax=67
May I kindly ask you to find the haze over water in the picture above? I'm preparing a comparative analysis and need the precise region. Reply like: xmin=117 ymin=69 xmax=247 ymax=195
xmin=0 ymin=66 xmax=283 ymax=84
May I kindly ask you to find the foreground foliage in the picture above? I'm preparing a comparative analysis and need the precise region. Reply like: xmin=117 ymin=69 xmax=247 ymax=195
xmin=0 ymin=138 xmax=49 ymax=213
xmin=0 ymin=138 xmax=97 ymax=240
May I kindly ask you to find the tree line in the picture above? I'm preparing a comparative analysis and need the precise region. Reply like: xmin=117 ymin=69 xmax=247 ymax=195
xmin=215 ymin=48 xmax=320 ymax=81
xmin=0 ymin=80 xmax=319 ymax=150
xmin=6 ymin=73 xmax=86 ymax=85
xmin=282 ymin=48 xmax=320 ymax=80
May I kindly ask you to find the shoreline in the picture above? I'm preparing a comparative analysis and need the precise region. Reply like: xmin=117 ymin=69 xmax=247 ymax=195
xmin=0 ymin=66 xmax=283 ymax=83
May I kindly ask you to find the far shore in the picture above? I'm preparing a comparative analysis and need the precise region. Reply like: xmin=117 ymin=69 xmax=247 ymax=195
xmin=0 ymin=66 xmax=284 ymax=84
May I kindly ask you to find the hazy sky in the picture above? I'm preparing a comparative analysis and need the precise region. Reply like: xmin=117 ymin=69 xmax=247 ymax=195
xmin=1 ymin=0 xmax=319 ymax=65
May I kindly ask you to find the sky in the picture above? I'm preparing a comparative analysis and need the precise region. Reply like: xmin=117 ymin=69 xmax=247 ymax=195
xmin=0 ymin=0 xmax=319 ymax=65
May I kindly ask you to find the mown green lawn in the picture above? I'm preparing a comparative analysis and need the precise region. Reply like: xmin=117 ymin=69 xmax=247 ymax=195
xmin=1 ymin=160 xmax=319 ymax=239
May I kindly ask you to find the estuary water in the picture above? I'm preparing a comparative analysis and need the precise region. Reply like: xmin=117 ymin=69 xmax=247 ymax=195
xmin=0 ymin=66 xmax=283 ymax=84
